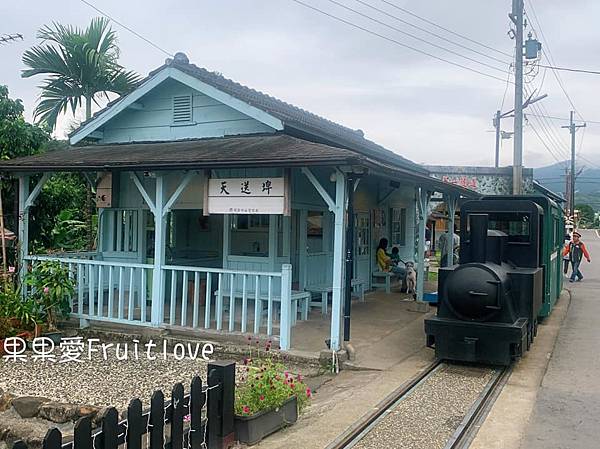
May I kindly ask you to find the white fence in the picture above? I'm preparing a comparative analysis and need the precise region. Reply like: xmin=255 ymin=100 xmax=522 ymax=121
xmin=24 ymin=256 xmax=296 ymax=349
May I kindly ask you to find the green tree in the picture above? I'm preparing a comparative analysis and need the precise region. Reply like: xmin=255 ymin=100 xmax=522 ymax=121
xmin=0 ymin=85 xmax=49 ymax=160
xmin=22 ymin=17 xmax=141 ymax=129
xmin=0 ymin=86 xmax=91 ymax=258
xmin=0 ymin=85 xmax=49 ymax=249
xmin=575 ymin=203 xmax=595 ymax=228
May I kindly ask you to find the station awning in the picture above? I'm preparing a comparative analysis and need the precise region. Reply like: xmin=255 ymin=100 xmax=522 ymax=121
xmin=0 ymin=134 xmax=478 ymax=198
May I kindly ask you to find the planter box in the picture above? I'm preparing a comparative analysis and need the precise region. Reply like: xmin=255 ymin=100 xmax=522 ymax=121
xmin=235 ymin=396 xmax=298 ymax=445
xmin=42 ymin=331 xmax=63 ymax=345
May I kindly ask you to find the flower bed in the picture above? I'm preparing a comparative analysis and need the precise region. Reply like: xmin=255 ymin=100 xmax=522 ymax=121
xmin=234 ymin=339 xmax=312 ymax=444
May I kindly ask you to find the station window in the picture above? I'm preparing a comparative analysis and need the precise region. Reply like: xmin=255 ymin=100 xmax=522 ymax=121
xmin=390 ymin=207 xmax=407 ymax=247
xmin=230 ymin=214 xmax=270 ymax=257
xmin=307 ymin=211 xmax=324 ymax=254
xmin=104 ymin=209 xmax=139 ymax=253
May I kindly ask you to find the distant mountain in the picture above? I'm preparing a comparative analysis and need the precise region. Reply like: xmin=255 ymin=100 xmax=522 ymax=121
xmin=533 ymin=161 xmax=600 ymax=210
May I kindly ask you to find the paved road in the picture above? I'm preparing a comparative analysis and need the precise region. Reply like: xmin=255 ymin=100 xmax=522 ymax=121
xmin=521 ymin=229 xmax=600 ymax=449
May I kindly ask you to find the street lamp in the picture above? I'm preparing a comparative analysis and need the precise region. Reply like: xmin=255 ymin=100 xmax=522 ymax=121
xmin=493 ymin=92 xmax=548 ymax=168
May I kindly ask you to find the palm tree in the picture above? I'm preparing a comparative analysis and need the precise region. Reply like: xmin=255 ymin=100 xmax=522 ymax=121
xmin=22 ymin=17 xmax=141 ymax=130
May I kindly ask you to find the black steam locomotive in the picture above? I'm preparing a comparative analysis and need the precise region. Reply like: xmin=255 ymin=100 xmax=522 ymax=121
xmin=425 ymin=199 xmax=544 ymax=365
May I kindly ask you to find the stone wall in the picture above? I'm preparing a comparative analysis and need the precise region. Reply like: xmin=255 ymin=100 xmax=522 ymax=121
xmin=426 ymin=166 xmax=534 ymax=195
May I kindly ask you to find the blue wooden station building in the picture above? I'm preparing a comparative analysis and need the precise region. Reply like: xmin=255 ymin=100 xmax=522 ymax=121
xmin=1 ymin=53 xmax=475 ymax=352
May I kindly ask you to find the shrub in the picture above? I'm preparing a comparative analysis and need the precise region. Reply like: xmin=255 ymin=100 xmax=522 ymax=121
xmin=0 ymin=281 xmax=41 ymax=328
xmin=25 ymin=261 xmax=74 ymax=330
xmin=235 ymin=340 xmax=311 ymax=416
xmin=0 ymin=316 xmax=17 ymax=339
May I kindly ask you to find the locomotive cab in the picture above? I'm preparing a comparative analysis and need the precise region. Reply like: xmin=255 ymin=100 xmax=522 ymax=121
xmin=425 ymin=199 xmax=544 ymax=366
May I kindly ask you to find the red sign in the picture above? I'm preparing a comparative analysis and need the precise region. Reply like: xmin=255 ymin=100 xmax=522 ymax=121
xmin=441 ymin=175 xmax=478 ymax=190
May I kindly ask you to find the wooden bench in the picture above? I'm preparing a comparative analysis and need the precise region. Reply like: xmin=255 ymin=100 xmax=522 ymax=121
xmin=213 ymin=289 xmax=310 ymax=328
xmin=372 ymin=271 xmax=393 ymax=293
xmin=305 ymin=279 xmax=366 ymax=314
xmin=372 ymin=260 xmax=431 ymax=294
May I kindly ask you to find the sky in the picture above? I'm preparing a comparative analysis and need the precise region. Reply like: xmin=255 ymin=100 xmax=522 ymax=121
xmin=1 ymin=0 xmax=599 ymax=169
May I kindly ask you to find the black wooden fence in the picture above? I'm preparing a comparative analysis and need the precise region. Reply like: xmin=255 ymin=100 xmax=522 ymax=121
xmin=11 ymin=361 xmax=236 ymax=449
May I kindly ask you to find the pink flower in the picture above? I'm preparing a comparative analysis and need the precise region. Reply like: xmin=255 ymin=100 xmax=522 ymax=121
xmin=284 ymin=371 xmax=289 ymax=378
xmin=259 ymin=395 xmax=265 ymax=401
xmin=43 ymin=287 xmax=50 ymax=294
xmin=243 ymin=406 xmax=250 ymax=414
xmin=306 ymin=388 xmax=312 ymax=398
xmin=8 ymin=266 xmax=15 ymax=273
xmin=183 ymin=414 xmax=191 ymax=423
xmin=297 ymin=374 xmax=303 ymax=382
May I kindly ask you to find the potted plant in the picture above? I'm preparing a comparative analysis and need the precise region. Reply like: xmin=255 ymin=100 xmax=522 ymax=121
xmin=234 ymin=340 xmax=312 ymax=445
xmin=0 ymin=316 xmax=16 ymax=356
xmin=0 ymin=281 xmax=41 ymax=343
xmin=25 ymin=261 xmax=74 ymax=341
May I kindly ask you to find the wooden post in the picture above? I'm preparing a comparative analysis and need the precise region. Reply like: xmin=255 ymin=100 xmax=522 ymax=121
xmin=416 ymin=188 xmax=431 ymax=303
xmin=17 ymin=175 xmax=29 ymax=284
xmin=151 ymin=174 xmax=166 ymax=326
xmin=330 ymin=170 xmax=347 ymax=351
xmin=207 ymin=361 xmax=236 ymax=449
xmin=445 ymin=194 xmax=458 ymax=268
xmin=279 ymin=264 xmax=292 ymax=350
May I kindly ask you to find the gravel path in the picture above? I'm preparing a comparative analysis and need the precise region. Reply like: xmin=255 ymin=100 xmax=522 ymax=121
xmin=0 ymin=353 xmax=239 ymax=411
xmin=353 ymin=364 xmax=496 ymax=449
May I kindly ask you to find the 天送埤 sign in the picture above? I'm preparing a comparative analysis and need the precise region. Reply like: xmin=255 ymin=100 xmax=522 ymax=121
xmin=206 ymin=177 xmax=287 ymax=214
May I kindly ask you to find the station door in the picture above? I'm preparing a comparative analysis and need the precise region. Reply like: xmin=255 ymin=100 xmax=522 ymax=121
xmin=354 ymin=212 xmax=371 ymax=289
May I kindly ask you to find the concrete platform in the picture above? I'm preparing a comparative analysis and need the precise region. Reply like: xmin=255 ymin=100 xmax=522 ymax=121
xmin=291 ymin=285 xmax=435 ymax=370
xmin=471 ymin=229 xmax=600 ymax=449
xmin=520 ymin=229 xmax=600 ymax=449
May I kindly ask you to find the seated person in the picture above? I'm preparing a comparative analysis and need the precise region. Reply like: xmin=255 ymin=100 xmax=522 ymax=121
xmin=390 ymin=246 xmax=401 ymax=266
xmin=376 ymin=238 xmax=406 ymax=281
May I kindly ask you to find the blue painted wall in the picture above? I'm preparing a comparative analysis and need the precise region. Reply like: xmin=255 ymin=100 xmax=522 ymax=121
xmin=98 ymin=78 xmax=276 ymax=144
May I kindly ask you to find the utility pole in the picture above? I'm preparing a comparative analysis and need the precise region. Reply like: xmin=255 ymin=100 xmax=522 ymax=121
xmin=565 ymin=168 xmax=571 ymax=216
xmin=562 ymin=111 xmax=586 ymax=219
xmin=494 ymin=110 xmax=501 ymax=168
xmin=510 ymin=0 xmax=524 ymax=194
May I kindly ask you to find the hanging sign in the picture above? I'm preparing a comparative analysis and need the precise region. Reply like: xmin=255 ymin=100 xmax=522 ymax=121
xmin=206 ymin=177 xmax=287 ymax=214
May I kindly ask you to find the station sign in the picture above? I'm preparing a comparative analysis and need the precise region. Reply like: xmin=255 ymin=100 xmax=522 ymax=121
xmin=206 ymin=177 xmax=288 ymax=215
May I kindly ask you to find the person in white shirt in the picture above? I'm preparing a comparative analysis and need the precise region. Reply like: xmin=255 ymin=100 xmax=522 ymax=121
xmin=439 ymin=225 xmax=460 ymax=267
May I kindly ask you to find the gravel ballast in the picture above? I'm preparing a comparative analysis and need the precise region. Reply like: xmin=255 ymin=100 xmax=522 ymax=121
xmin=0 ymin=352 xmax=237 ymax=411
xmin=353 ymin=364 xmax=496 ymax=449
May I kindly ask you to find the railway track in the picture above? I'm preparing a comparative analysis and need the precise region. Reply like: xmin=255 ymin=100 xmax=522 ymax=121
xmin=326 ymin=362 xmax=511 ymax=449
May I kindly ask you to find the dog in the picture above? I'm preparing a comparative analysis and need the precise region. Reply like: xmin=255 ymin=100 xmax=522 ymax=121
xmin=405 ymin=261 xmax=417 ymax=295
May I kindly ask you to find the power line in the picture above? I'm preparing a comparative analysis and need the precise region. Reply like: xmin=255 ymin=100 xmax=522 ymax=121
xmin=350 ymin=0 xmax=511 ymax=66
xmin=290 ymin=0 xmax=512 ymax=83
xmin=526 ymin=113 xmax=600 ymax=125
xmin=377 ymin=0 xmax=513 ymax=58
xmin=523 ymin=87 xmax=570 ymax=161
xmin=577 ymin=124 xmax=586 ymax=155
xmin=0 ymin=33 xmax=23 ymax=44
xmin=523 ymin=83 xmax=571 ymax=159
xmin=322 ymin=0 xmax=508 ymax=74
xmin=538 ymin=64 xmax=600 ymax=76
xmin=525 ymin=0 xmax=585 ymax=121
xmin=527 ymin=120 xmax=567 ymax=165
xmin=78 ymin=0 xmax=174 ymax=57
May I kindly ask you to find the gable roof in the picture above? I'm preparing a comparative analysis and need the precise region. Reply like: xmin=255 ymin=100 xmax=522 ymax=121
xmin=70 ymin=52 xmax=426 ymax=174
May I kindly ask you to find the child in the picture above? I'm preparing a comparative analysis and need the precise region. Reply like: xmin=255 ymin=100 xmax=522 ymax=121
xmin=390 ymin=246 xmax=401 ymax=266
xmin=562 ymin=233 xmax=571 ymax=275
xmin=563 ymin=231 xmax=592 ymax=282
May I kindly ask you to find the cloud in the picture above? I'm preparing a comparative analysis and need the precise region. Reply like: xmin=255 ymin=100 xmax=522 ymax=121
xmin=1 ymin=0 xmax=598 ymax=170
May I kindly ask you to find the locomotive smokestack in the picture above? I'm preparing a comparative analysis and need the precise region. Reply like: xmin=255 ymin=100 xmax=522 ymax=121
xmin=470 ymin=213 xmax=488 ymax=263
